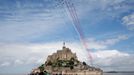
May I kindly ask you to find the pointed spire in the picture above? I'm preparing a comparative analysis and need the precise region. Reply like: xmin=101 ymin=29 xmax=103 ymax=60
xmin=63 ymin=42 xmax=66 ymax=49
xmin=63 ymin=42 xmax=65 ymax=46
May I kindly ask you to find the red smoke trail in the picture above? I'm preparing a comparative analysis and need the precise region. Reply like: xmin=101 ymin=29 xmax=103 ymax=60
xmin=64 ymin=0 xmax=93 ymax=62
xmin=69 ymin=1 xmax=93 ymax=61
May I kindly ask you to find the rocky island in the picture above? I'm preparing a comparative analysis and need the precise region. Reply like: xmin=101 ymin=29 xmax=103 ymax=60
xmin=29 ymin=44 xmax=103 ymax=75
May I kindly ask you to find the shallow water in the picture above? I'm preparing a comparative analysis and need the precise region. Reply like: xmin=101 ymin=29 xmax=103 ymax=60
xmin=104 ymin=73 xmax=134 ymax=75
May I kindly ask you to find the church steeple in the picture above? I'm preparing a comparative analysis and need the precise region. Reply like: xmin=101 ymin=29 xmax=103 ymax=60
xmin=63 ymin=42 xmax=66 ymax=49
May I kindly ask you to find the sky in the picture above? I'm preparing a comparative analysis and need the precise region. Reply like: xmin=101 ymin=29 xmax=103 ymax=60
xmin=0 ymin=0 xmax=134 ymax=74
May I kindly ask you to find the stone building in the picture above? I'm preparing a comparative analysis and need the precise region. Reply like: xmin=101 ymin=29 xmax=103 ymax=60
xmin=30 ymin=43 xmax=103 ymax=75
xmin=46 ymin=45 xmax=77 ymax=63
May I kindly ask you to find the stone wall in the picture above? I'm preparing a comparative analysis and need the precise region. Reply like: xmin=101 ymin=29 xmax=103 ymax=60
xmin=51 ymin=70 xmax=103 ymax=75
xmin=46 ymin=47 xmax=77 ymax=62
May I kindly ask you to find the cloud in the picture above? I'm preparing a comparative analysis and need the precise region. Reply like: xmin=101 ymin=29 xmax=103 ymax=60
xmin=0 ymin=62 xmax=10 ymax=67
xmin=92 ymin=50 xmax=129 ymax=59
xmin=92 ymin=50 xmax=134 ymax=71
xmin=86 ymin=35 xmax=128 ymax=49
xmin=0 ymin=41 xmax=133 ymax=72
xmin=73 ymin=0 xmax=133 ymax=28
xmin=74 ymin=0 xmax=127 ymax=17
xmin=122 ymin=13 xmax=134 ymax=30
xmin=99 ymin=35 xmax=128 ymax=45
xmin=14 ymin=59 xmax=24 ymax=65
xmin=0 ymin=41 xmax=90 ymax=66
xmin=0 ymin=0 xmax=133 ymax=43
xmin=0 ymin=34 xmax=129 ymax=66
xmin=0 ymin=0 xmax=69 ymax=43
xmin=0 ymin=16 xmax=65 ymax=42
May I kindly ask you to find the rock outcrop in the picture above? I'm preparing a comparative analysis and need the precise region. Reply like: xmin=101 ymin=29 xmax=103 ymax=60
xmin=30 ymin=45 xmax=103 ymax=75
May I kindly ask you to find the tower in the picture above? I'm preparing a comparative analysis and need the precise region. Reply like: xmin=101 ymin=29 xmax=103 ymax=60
xmin=63 ymin=42 xmax=66 ymax=49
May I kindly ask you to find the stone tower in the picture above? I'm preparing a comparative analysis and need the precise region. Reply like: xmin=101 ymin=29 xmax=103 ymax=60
xmin=46 ymin=42 xmax=77 ymax=63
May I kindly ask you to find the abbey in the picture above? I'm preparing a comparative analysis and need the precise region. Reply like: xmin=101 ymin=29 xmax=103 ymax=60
xmin=46 ymin=46 xmax=77 ymax=63
xmin=30 ymin=44 xmax=103 ymax=75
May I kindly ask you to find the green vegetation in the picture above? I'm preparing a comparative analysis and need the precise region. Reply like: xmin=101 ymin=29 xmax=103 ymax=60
xmin=47 ymin=57 xmax=79 ymax=70
xmin=82 ymin=62 xmax=87 ymax=65
xmin=38 ymin=64 xmax=45 ymax=72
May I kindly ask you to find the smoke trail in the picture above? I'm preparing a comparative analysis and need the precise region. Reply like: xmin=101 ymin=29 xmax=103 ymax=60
xmin=64 ymin=0 xmax=93 ymax=63
xmin=54 ymin=0 xmax=93 ymax=64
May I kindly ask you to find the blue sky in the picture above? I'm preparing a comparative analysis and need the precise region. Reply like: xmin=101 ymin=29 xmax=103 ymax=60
xmin=0 ymin=0 xmax=134 ymax=74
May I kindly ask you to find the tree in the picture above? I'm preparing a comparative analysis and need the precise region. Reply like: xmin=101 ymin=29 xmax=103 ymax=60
xmin=38 ymin=64 xmax=44 ymax=72
xmin=69 ymin=60 xmax=74 ymax=66
xmin=82 ymin=62 xmax=87 ymax=65
xmin=70 ymin=66 xmax=74 ymax=70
